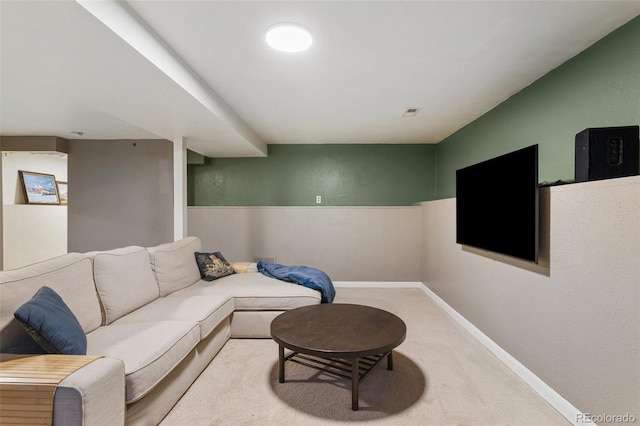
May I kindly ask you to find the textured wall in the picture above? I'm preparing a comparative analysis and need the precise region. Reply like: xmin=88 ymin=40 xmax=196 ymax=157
xmin=68 ymin=139 xmax=173 ymax=252
xmin=435 ymin=16 xmax=640 ymax=199
xmin=421 ymin=175 xmax=639 ymax=420
xmin=3 ymin=205 xmax=67 ymax=270
xmin=2 ymin=151 xmax=67 ymax=204
xmin=0 ymin=139 xmax=3 ymax=269
xmin=2 ymin=151 xmax=67 ymax=269
xmin=188 ymin=206 xmax=422 ymax=281
xmin=189 ymin=144 xmax=435 ymax=206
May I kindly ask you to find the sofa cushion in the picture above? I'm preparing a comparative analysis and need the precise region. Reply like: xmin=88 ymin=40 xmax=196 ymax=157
xmin=114 ymin=294 xmax=235 ymax=339
xmin=194 ymin=251 xmax=235 ymax=281
xmin=0 ymin=253 xmax=102 ymax=354
xmin=170 ymin=272 xmax=322 ymax=310
xmin=90 ymin=246 xmax=159 ymax=325
xmin=14 ymin=286 xmax=87 ymax=355
xmin=86 ymin=320 xmax=199 ymax=403
xmin=147 ymin=237 xmax=202 ymax=297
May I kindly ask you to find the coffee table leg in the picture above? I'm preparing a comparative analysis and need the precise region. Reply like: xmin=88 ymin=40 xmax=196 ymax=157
xmin=279 ymin=345 xmax=285 ymax=383
xmin=387 ymin=350 xmax=394 ymax=370
xmin=352 ymin=358 xmax=359 ymax=411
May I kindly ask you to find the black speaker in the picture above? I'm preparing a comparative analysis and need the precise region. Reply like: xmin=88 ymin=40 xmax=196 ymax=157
xmin=575 ymin=126 xmax=639 ymax=182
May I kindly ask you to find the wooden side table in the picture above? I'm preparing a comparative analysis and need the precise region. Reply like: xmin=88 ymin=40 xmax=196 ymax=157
xmin=0 ymin=354 xmax=101 ymax=425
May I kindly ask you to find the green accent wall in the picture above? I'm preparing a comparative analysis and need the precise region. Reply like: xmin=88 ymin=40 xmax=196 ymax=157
xmin=189 ymin=144 xmax=435 ymax=206
xmin=435 ymin=16 xmax=640 ymax=199
xmin=189 ymin=17 xmax=639 ymax=205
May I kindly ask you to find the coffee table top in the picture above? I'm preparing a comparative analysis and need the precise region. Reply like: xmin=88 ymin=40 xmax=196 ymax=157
xmin=271 ymin=303 xmax=406 ymax=358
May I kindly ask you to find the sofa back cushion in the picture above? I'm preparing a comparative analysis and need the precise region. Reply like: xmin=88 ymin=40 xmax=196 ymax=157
xmin=90 ymin=246 xmax=159 ymax=325
xmin=0 ymin=253 xmax=102 ymax=353
xmin=147 ymin=237 xmax=202 ymax=297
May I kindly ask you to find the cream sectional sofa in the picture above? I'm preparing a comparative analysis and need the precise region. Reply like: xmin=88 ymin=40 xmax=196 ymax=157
xmin=0 ymin=237 xmax=321 ymax=425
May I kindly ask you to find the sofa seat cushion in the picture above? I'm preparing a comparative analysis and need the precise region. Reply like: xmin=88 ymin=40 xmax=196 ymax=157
xmin=170 ymin=272 xmax=321 ymax=310
xmin=114 ymin=294 xmax=235 ymax=340
xmin=147 ymin=237 xmax=202 ymax=297
xmin=86 ymin=320 xmax=199 ymax=403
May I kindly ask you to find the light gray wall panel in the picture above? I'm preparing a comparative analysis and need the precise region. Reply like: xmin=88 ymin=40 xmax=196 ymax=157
xmin=68 ymin=139 xmax=173 ymax=252
xmin=0 ymin=138 xmax=3 ymax=269
xmin=421 ymin=175 xmax=640 ymax=419
xmin=188 ymin=206 xmax=422 ymax=281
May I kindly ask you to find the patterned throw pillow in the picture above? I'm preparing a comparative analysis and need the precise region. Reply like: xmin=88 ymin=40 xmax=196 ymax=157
xmin=194 ymin=252 xmax=235 ymax=281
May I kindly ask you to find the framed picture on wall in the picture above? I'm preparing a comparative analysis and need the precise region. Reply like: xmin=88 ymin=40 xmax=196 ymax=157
xmin=57 ymin=181 xmax=68 ymax=205
xmin=19 ymin=170 xmax=60 ymax=205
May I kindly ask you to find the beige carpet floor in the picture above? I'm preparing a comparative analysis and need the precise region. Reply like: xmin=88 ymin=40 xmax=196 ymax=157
xmin=160 ymin=287 xmax=570 ymax=426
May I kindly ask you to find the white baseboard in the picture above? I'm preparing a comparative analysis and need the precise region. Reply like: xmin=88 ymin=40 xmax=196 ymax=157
xmin=333 ymin=281 xmax=424 ymax=288
xmin=335 ymin=281 xmax=585 ymax=425
xmin=420 ymin=284 xmax=586 ymax=426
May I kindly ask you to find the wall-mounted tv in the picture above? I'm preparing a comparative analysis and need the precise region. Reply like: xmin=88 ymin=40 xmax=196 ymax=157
xmin=456 ymin=144 xmax=539 ymax=263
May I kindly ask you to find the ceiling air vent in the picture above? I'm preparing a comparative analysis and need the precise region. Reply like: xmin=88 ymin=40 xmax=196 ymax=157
xmin=402 ymin=107 xmax=421 ymax=117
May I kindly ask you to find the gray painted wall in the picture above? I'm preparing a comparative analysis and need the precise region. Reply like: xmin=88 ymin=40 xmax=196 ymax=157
xmin=68 ymin=139 xmax=173 ymax=252
xmin=188 ymin=206 xmax=422 ymax=281
xmin=0 ymin=138 xmax=3 ymax=269
xmin=421 ymin=176 xmax=640 ymax=421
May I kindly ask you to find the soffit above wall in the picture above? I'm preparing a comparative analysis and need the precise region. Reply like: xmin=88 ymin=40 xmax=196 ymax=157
xmin=1 ymin=136 xmax=69 ymax=154
xmin=1 ymin=1 xmax=639 ymax=156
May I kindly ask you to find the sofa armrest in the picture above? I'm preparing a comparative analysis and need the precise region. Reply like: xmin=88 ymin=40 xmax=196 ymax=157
xmin=54 ymin=357 xmax=125 ymax=426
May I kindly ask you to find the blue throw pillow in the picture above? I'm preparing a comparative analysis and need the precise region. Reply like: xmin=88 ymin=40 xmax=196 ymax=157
xmin=13 ymin=286 xmax=87 ymax=355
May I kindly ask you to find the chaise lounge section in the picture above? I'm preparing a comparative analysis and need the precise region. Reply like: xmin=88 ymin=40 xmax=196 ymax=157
xmin=0 ymin=236 xmax=322 ymax=425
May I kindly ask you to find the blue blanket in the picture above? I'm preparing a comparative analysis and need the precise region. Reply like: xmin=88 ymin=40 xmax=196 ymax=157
xmin=257 ymin=261 xmax=336 ymax=303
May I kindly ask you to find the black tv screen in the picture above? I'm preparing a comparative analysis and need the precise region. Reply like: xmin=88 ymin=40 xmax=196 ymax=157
xmin=456 ymin=144 xmax=539 ymax=263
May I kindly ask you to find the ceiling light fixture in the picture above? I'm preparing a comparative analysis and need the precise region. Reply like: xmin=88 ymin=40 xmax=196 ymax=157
xmin=265 ymin=23 xmax=313 ymax=53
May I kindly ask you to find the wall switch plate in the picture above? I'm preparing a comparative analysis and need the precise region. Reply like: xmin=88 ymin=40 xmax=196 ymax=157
xmin=316 ymin=195 xmax=321 ymax=204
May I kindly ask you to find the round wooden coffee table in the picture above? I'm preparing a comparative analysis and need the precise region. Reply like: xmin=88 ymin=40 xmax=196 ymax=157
xmin=270 ymin=303 xmax=406 ymax=410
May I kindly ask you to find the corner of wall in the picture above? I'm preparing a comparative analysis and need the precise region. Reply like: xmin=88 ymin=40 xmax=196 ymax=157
xmin=0 ymin=138 xmax=3 ymax=270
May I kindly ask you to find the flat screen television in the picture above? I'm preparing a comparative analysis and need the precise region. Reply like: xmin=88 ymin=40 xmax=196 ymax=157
xmin=456 ymin=144 xmax=539 ymax=263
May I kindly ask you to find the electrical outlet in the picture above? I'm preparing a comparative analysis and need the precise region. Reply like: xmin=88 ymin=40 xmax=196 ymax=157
xmin=316 ymin=195 xmax=321 ymax=204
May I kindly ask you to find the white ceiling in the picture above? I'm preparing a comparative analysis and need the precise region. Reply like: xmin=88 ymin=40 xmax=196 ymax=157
xmin=1 ymin=1 xmax=639 ymax=157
